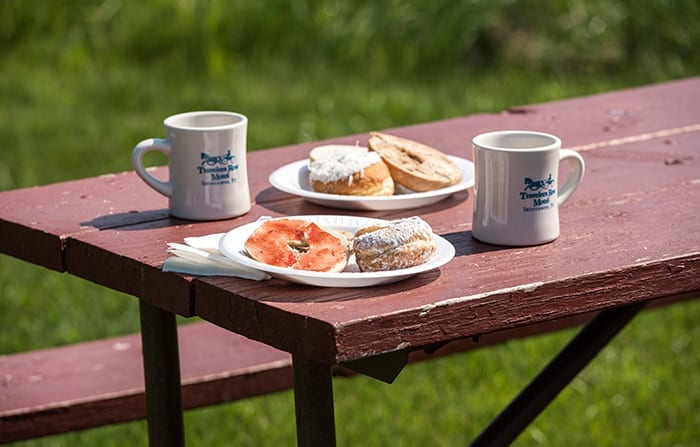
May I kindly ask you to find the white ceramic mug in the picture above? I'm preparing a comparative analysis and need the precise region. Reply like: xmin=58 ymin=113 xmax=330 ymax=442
xmin=132 ymin=111 xmax=251 ymax=220
xmin=471 ymin=130 xmax=585 ymax=246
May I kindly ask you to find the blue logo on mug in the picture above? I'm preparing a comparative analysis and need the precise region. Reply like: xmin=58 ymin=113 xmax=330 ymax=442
xmin=520 ymin=174 xmax=555 ymax=211
xmin=197 ymin=150 xmax=239 ymax=185
xmin=523 ymin=174 xmax=554 ymax=192
xmin=200 ymin=150 xmax=234 ymax=167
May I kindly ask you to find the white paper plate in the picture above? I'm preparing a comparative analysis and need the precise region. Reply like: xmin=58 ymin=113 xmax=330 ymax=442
xmin=268 ymin=156 xmax=474 ymax=211
xmin=219 ymin=215 xmax=455 ymax=287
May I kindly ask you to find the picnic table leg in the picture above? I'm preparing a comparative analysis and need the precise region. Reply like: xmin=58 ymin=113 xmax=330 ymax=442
xmin=139 ymin=300 xmax=185 ymax=447
xmin=292 ymin=355 xmax=337 ymax=447
xmin=469 ymin=301 xmax=646 ymax=447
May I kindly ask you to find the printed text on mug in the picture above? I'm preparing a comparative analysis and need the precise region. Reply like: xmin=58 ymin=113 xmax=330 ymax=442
xmin=198 ymin=150 xmax=239 ymax=186
xmin=521 ymin=174 xmax=555 ymax=212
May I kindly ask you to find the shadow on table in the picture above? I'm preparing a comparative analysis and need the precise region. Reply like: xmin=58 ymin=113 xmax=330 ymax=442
xmin=254 ymin=188 xmax=470 ymax=217
xmin=80 ymin=209 xmax=175 ymax=230
xmin=79 ymin=189 xmax=471 ymax=231
xmin=441 ymin=231 xmax=510 ymax=257
xmin=254 ymin=269 xmax=445 ymax=303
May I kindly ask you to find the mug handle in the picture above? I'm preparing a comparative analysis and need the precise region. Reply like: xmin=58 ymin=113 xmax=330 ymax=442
xmin=557 ymin=149 xmax=585 ymax=206
xmin=131 ymin=138 xmax=172 ymax=197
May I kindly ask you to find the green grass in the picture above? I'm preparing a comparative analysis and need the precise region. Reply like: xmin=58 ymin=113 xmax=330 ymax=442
xmin=1 ymin=1 xmax=699 ymax=445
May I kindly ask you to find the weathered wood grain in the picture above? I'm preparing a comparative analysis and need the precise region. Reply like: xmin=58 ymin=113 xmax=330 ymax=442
xmin=193 ymin=78 xmax=700 ymax=363
xmin=0 ymin=322 xmax=293 ymax=443
xmin=1 ymin=77 xmax=698 ymax=363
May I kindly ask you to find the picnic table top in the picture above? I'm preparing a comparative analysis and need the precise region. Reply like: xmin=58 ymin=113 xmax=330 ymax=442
xmin=1 ymin=77 xmax=699 ymax=365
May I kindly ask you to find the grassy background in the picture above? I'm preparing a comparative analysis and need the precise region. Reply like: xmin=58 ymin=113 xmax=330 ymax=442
xmin=1 ymin=1 xmax=699 ymax=445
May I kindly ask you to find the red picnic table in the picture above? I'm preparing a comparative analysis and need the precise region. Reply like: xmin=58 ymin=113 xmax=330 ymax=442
xmin=1 ymin=77 xmax=699 ymax=446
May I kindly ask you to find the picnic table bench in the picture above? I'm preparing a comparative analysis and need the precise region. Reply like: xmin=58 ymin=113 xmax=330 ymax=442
xmin=1 ymin=77 xmax=699 ymax=445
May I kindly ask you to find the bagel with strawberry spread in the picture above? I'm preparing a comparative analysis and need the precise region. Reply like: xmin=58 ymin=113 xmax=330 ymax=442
xmin=245 ymin=218 xmax=349 ymax=272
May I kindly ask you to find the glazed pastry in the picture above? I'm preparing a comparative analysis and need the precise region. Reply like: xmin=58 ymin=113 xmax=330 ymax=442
xmin=245 ymin=219 xmax=349 ymax=272
xmin=368 ymin=132 xmax=461 ymax=192
xmin=353 ymin=216 xmax=437 ymax=272
xmin=309 ymin=147 xmax=394 ymax=196
xmin=309 ymin=144 xmax=366 ymax=162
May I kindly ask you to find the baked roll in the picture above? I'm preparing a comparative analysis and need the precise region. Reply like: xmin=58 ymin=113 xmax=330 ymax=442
xmin=368 ymin=132 xmax=461 ymax=192
xmin=353 ymin=216 xmax=437 ymax=272
xmin=309 ymin=147 xmax=394 ymax=196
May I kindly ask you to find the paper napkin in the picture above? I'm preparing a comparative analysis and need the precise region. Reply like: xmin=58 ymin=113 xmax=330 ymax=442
xmin=162 ymin=233 xmax=270 ymax=281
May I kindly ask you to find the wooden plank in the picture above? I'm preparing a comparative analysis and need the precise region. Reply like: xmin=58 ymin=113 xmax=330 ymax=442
xmin=63 ymin=221 xmax=196 ymax=316
xmin=0 ymin=322 xmax=292 ymax=443
xmin=0 ymin=219 xmax=65 ymax=272
xmin=0 ymin=172 xmax=164 ymax=270
xmin=400 ymin=292 xmax=697 ymax=365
